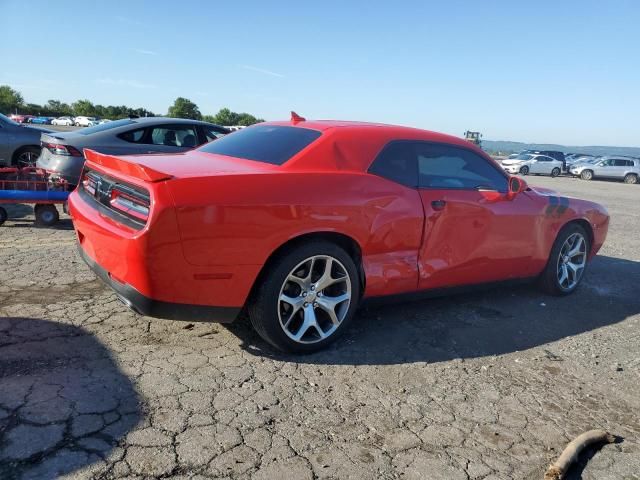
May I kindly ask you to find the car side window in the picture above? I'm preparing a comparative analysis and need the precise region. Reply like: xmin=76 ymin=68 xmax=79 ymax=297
xmin=417 ymin=144 xmax=508 ymax=192
xmin=118 ymin=128 xmax=146 ymax=143
xmin=368 ymin=141 xmax=418 ymax=188
xmin=149 ymin=126 xmax=199 ymax=147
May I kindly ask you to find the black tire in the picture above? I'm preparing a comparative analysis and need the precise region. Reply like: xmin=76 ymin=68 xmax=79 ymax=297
xmin=580 ymin=169 xmax=593 ymax=181
xmin=12 ymin=146 xmax=41 ymax=167
xmin=248 ymin=240 xmax=361 ymax=353
xmin=34 ymin=204 xmax=59 ymax=227
xmin=519 ymin=165 xmax=529 ymax=175
xmin=0 ymin=206 xmax=7 ymax=226
xmin=623 ymin=173 xmax=638 ymax=185
xmin=539 ymin=223 xmax=590 ymax=296
xmin=551 ymin=167 xmax=561 ymax=178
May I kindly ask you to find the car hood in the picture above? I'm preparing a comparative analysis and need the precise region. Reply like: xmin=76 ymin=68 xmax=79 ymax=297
xmin=502 ymin=159 xmax=527 ymax=165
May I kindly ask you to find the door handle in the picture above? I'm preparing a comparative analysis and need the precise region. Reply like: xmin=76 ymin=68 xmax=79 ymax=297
xmin=431 ymin=200 xmax=446 ymax=210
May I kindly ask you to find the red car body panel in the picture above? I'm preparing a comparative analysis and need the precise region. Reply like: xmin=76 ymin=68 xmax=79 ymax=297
xmin=68 ymin=120 xmax=609 ymax=322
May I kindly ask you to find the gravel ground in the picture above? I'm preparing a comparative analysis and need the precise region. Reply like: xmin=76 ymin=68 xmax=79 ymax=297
xmin=0 ymin=176 xmax=638 ymax=479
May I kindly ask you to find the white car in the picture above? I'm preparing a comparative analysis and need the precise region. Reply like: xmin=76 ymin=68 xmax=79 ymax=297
xmin=74 ymin=116 xmax=98 ymax=127
xmin=51 ymin=116 xmax=75 ymax=126
xmin=501 ymin=154 xmax=564 ymax=177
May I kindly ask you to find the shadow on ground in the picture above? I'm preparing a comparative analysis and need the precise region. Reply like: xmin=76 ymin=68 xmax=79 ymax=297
xmin=0 ymin=318 xmax=141 ymax=480
xmin=230 ymin=255 xmax=640 ymax=365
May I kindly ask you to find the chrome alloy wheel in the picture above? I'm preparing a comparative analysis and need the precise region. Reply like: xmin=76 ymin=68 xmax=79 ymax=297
xmin=17 ymin=150 xmax=39 ymax=167
xmin=278 ymin=255 xmax=352 ymax=344
xmin=556 ymin=232 xmax=587 ymax=290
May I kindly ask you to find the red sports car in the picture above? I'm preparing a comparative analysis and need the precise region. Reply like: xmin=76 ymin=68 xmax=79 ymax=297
xmin=68 ymin=114 xmax=609 ymax=353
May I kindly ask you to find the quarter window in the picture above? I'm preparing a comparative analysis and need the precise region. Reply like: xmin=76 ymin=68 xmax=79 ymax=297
xmin=417 ymin=144 xmax=508 ymax=192
xmin=118 ymin=128 xmax=145 ymax=143
xmin=368 ymin=142 xmax=418 ymax=188
xmin=149 ymin=126 xmax=199 ymax=147
xmin=203 ymin=125 xmax=228 ymax=142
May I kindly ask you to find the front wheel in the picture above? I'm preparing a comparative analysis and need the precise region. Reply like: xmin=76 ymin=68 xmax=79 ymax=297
xmin=248 ymin=241 xmax=361 ymax=353
xmin=580 ymin=170 xmax=593 ymax=181
xmin=623 ymin=173 xmax=638 ymax=184
xmin=519 ymin=165 xmax=529 ymax=175
xmin=539 ymin=224 xmax=590 ymax=296
xmin=551 ymin=167 xmax=561 ymax=177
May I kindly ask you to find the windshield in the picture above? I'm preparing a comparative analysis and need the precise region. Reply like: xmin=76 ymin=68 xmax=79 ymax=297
xmin=0 ymin=113 xmax=20 ymax=126
xmin=77 ymin=118 xmax=135 ymax=135
xmin=198 ymin=125 xmax=322 ymax=165
xmin=515 ymin=154 xmax=533 ymax=160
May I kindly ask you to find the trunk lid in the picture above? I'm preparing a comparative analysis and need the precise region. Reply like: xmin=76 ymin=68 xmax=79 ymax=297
xmin=84 ymin=149 xmax=279 ymax=182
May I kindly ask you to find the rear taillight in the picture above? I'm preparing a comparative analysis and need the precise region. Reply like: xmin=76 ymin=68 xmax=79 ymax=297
xmin=109 ymin=186 xmax=150 ymax=222
xmin=82 ymin=172 xmax=98 ymax=195
xmin=43 ymin=142 xmax=83 ymax=156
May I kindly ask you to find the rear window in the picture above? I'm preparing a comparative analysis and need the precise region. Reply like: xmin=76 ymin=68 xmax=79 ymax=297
xmin=77 ymin=119 xmax=136 ymax=135
xmin=198 ymin=125 xmax=321 ymax=165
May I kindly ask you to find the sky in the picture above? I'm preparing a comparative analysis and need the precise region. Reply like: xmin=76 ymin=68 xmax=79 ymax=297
xmin=1 ymin=0 xmax=639 ymax=146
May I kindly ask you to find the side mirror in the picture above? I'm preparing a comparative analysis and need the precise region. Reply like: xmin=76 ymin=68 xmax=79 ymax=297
xmin=507 ymin=176 xmax=527 ymax=198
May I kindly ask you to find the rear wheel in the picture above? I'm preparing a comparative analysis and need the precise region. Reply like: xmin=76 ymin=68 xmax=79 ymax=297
xmin=580 ymin=169 xmax=593 ymax=181
xmin=623 ymin=173 xmax=638 ymax=184
xmin=539 ymin=223 xmax=590 ymax=296
xmin=12 ymin=146 xmax=41 ymax=168
xmin=34 ymin=204 xmax=59 ymax=227
xmin=519 ymin=165 xmax=529 ymax=175
xmin=551 ymin=167 xmax=561 ymax=177
xmin=0 ymin=207 xmax=7 ymax=226
xmin=248 ymin=240 xmax=360 ymax=353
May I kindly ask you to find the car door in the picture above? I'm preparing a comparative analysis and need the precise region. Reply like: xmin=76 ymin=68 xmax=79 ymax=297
xmin=529 ymin=156 xmax=544 ymax=174
xmin=415 ymin=142 xmax=540 ymax=290
xmin=593 ymin=158 xmax=615 ymax=178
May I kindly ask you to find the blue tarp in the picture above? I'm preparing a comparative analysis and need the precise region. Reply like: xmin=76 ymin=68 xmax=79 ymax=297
xmin=0 ymin=190 xmax=69 ymax=201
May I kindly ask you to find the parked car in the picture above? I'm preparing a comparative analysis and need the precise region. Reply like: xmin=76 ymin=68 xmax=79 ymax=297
xmin=74 ymin=116 xmax=98 ymax=127
xmin=566 ymin=154 xmax=597 ymax=168
xmin=52 ymin=116 xmax=75 ymax=126
xmin=500 ymin=153 xmax=564 ymax=177
xmin=8 ymin=114 xmax=34 ymax=124
xmin=68 ymin=116 xmax=609 ymax=353
xmin=570 ymin=157 xmax=640 ymax=184
xmin=30 ymin=116 xmax=54 ymax=125
xmin=0 ymin=113 xmax=52 ymax=167
xmin=37 ymin=117 xmax=230 ymax=184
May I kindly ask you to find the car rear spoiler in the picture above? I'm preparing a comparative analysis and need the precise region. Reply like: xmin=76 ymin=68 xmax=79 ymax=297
xmin=83 ymin=149 xmax=172 ymax=182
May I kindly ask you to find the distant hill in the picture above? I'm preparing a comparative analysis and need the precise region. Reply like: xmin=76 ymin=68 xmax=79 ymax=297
xmin=482 ymin=140 xmax=640 ymax=157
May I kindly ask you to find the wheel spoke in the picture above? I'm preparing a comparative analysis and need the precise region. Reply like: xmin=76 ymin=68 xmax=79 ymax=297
xmin=558 ymin=265 xmax=568 ymax=286
xmin=293 ymin=305 xmax=320 ymax=341
xmin=567 ymin=236 xmax=584 ymax=258
xmin=279 ymin=294 xmax=305 ymax=328
xmin=316 ymin=293 xmax=350 ymax=325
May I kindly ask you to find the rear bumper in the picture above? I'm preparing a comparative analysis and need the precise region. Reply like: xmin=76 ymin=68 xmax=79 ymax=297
xmin=77 ymin=243 xmax=240 ymax=323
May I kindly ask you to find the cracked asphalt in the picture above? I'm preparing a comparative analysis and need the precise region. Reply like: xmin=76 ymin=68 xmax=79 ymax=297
xmin=0 ymin=176 xmax=639 ymax=479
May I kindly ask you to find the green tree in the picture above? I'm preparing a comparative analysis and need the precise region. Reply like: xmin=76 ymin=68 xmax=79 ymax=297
xmin=72 ymin=99 xmax=97 ymax=116
xmin=207 ymin=107 xmax=263 ymax=126
xmin=167 ymin=97 xmax=201 ymax=120
xmin=45 ymin=99 xmax=72 ymax=116
xmin=0 ymin=85 xmax=24 ymax=113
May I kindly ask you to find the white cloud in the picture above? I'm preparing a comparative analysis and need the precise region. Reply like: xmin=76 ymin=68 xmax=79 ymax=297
xmin=239 ymin=64 xmax=285 ymax=78
xmin=96 ymin=78 xmax=157 ymax=89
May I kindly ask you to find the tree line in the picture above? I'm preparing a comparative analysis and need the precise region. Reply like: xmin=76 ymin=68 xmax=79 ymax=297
xmin=0 ymin=85 xmax=264 ymax=126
